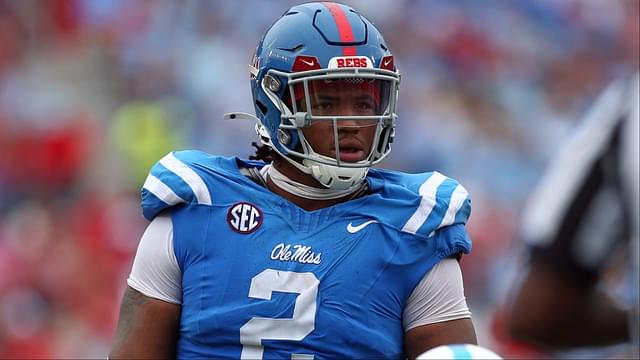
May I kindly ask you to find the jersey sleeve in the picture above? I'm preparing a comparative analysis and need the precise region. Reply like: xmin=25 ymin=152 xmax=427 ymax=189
xmin=141 ymin=151 xmax=214 ymax=221
xmin=433 ymin=222 xmax=473 ymax=258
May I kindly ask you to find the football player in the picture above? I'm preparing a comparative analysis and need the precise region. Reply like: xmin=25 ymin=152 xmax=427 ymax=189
xmin=110 ymin=2 xmax=477 ymax=358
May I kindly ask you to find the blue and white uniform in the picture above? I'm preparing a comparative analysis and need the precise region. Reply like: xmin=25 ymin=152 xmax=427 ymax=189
xmin=130 ymin=150 xmax=473 ymax=359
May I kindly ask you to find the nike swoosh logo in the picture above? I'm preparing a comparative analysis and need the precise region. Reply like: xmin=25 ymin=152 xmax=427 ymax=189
xmin=301 ymin=59 xmax=315 ymax=66
xmin=347 ymin=220 xmax=378 ymax=234
xmin=383 ymin=58 xmax=392 ymax=67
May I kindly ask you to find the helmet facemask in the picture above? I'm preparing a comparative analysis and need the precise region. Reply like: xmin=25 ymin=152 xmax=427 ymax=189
xmin=258 ymin=66 xmax=399 ymax=190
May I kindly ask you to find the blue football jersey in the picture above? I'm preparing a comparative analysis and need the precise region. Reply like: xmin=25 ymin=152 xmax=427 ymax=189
xmin=141 ymin=150 xmax=473 ymax=359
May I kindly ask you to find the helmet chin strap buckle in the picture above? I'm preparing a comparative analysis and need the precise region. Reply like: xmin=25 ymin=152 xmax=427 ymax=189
xmin=277 ymin=129 xmax=292 ymax=145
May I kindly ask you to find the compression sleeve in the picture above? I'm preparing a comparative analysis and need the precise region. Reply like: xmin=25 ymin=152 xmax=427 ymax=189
xmin=127 ymin=213 xmax=182 ymax=304
xmin=402 ymin=258 xmax=472 ymax=331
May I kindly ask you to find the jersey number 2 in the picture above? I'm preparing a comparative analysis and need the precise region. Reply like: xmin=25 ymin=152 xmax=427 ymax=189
xmin=240 ymin=269 xmax=320 ymax=359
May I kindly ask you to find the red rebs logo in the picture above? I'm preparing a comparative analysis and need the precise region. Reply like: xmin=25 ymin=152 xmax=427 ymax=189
xmin=336 ymin=58 xmax=366 ymax=68
xmin=227 ymin=202 xmax=263 ymax=234
xmin=328 ymin=56 xmax=372 ymax=69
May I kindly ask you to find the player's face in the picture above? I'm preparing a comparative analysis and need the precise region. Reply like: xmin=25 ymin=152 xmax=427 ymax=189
xmin=298 ymin=83 xmax=379 ymax=163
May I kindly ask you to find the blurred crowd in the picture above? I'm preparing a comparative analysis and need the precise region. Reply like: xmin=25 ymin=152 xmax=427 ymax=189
xmin=0 ymin=0 xmax=637 ymax=357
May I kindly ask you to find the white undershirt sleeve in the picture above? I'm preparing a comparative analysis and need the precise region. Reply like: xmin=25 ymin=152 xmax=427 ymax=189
xmin=403 ymin=258 xmax=472 ymax=331
xmin=127 ymin=213 xmax=183 ymax=304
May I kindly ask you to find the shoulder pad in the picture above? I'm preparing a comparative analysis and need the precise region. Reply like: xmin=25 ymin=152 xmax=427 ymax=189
xmin=369 ymin=169 xmax=471 ymax=237
xmin=140 ymin=150 xmax=213 ymax=221
xmin=400 ymin=171 xmax=471 ymax=236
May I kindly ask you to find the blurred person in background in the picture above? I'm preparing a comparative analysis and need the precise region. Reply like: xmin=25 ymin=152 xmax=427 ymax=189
xmin=109 ymin=2 xmax=479 ymax=358
xmin=507 ymin=70 xmax=639 ymax=358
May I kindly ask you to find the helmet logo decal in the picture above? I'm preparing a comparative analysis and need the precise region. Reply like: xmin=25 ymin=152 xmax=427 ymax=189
xmin=227 ymin=202 xmax=263 ymax=234
xmin=300 ymin=58 xmax=315 ymax=66
xmin=328 ymin=56 xmax=372 ymax=69
xmin=293 ymin=55 xmax=321 ymax=72
xmin=381 ymin=55 xmax=395 ymax=71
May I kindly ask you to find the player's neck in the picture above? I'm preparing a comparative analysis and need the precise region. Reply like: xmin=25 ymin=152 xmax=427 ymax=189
xmin=266 ymin=160 xmax=357 ymax=211
xmin=266 ymin=177 xmax=347 ymax=211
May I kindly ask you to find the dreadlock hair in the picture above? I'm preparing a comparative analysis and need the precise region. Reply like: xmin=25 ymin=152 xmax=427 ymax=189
xmin=249 ymin=142 xmax=274 ymax=163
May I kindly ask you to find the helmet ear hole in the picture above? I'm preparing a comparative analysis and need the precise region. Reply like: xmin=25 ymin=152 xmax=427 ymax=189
xmin=255 ymin=100 xmax=268 ymax=116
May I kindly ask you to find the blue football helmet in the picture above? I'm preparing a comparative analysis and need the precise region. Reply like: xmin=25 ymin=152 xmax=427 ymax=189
xmin=248 ymin=1 xmax=400 ymax=190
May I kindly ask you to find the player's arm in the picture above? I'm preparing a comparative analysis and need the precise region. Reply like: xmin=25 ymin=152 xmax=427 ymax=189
xmin=110 ymin=213 xmax=183 ymax=358
xmin=403 ymin=257 xmax=477 ymax=359
xmin=508 ymin=261 xmax=630 ymax=348
xmin=404 ymin=318 xmax=477 ymax=359
xmin=110 ymin=287 xmax=181 ymax=358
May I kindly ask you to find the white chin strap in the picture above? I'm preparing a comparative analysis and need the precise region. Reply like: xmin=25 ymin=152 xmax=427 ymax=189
xmin=264 ymin=164 xmax=366 ymax=200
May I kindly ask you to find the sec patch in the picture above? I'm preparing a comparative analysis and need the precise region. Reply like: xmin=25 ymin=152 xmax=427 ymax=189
xmin=227 ymin=202 xmax=263 ymax=234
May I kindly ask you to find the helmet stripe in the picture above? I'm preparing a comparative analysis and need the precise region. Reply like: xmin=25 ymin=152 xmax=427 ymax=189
xmin=322 ymin=2 xmax=357 ymax=56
